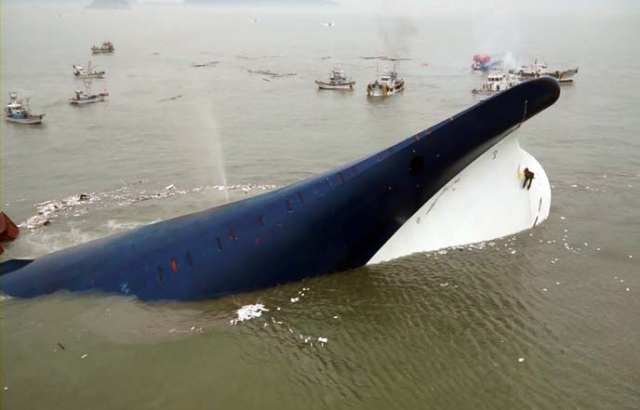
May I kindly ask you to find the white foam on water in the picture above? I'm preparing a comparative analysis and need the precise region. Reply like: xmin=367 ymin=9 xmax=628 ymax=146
xmin=229 ymin=304 xmax=269 ymax=325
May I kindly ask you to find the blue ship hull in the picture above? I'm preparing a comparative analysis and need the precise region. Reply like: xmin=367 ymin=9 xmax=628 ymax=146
xmin=0 ymin=78 xmax=560 ymax=301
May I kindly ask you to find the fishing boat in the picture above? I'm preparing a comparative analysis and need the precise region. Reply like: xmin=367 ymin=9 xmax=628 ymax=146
xmin=4 ymin=92 xmax=45 ymax=124
xmin=366 ymin=67 xmax=405 ymax=97
xmin=91 ymin=41 xmax=115 ymax=54
xmin=471 ymin=54 xmax=503 ymax=72
xmin=517 ymin=60 xmax=579 ymax=83
xmin=69 ymin=80 xmax=109 ymax=105
xmin=72 ymin=61 xmax=105 ymax=78
xmin=315 ymin=68 xmax=355 ymax=90
xmin=472 ymin=72 xmax=520 ymax=94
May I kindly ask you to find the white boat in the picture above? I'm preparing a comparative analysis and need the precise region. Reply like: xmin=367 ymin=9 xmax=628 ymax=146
xmin=518 ymin=60 xmax=579 ymax=83
xmin=366 ymin=67 xmax=405 ymax=97
xmin=315 ymin=68 xmax=355 ymax=90
xmin=72 ymin=61 xmax=105 ymax=78
xmin=69 ymin=80 xmax=109 ymax=105
xmin=472 ymin=72 xmax=520 ymax=94
xmin=4 ymin=92 xmax=45 ymax=124
xmin=91 ymin=41 xmax=115 ymax=54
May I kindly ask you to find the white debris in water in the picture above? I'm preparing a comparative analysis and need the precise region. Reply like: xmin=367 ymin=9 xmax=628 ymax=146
xmin=560 ymin=216 xmax=566 ymax=220
xmin=229 ymin=304 xmax=269 ymax=325
xmin=290 ymin=297 xmax=299 ymax=303
xmin=556 ymin=282 xmax=561 ymax=285
xmin=518 ymin=357 xmax=525 ymax=363
xmin=19 ymin=193 xmax=97 ymax=229
xmin=626 ymin=288 xmax=630 ymax=292
xmin=542 ymin=288 xmax=548 ymax=292
xmin=630 ymin=255 xmax=633 ymax=259
xmin=437 ymin=250 xmax=448 ymax=255
xmin=318 ymin=337 xmax=328 ymax=343
xmin=597 ymin=248 xmax=601 ymax=251
xmin=277 ymin=307 xmax=281 ymax=311
xmin=570 ymin=184 xmax=578 ymax=188
xmin=510 ymin=250 xmax=517 ymax=254
xmin=584 ymin=243 xmax=588 ymax=246
xmin=440 ymin=283 xmax=449 ymax=287
xmin=3 ymin=387 xmax=8 ymax=391
xmin=333 ymin=316 xmax=338 ymax=319
xmin=18 ymin=182 xmax=282 ymax=231
xmin=81 ymin=354 xmax=88 ymax=359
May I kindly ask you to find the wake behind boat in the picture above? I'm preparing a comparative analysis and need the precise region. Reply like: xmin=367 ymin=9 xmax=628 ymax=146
xmin=4 ymin=92 xmax=45 ymax=124
xmin=69 ymin=80 xmax=109 ymax=105
xmin=366 ymin=67 xmax=405 ymax=97
xmin=315 ymin=68 xmax=355 ymax=90
xmin=72 ymin=61 xmax=105 ymax=79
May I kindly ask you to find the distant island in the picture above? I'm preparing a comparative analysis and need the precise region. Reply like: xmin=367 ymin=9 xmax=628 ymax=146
xmin=87 ymin=0 xmax=132 ymax=9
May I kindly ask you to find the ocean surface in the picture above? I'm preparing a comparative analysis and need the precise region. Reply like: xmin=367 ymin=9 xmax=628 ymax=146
xmin=1 ymin=4 xmax=639 ymax=409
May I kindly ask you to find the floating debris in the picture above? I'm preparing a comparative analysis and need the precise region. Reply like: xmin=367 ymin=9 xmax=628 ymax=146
xmin=290 ymin=297 xmax=299 ymax=303
xmin=518 ymin=357 xmax=525 ymax=363
xmin=360 ymin=56 xmax=410 ymax=61
xmin=246 ymin=69 xmax=296 ymax=78
xmin=18 ymin=183 xmax=281 ymax=231
xmin=229 ymin=304 xmax=268 ymax=325
xmin=318 ymin=337 xmax=328 ymax=343
xmin=158 ymin=94 xmax=183 ymax=102
xmin=191 ymin=61 xmax=220 ymax=68
xmin=81 ymin=354 xmax=88 ymax=359
xmin=20 ymin=193 xmax=97 ymax=230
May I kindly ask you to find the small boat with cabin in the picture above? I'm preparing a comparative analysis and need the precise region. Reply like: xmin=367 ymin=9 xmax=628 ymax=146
xmin=472 ymin=72 xmax=520 ymax=94
xmin=4 ymin=92 xmax=45 ymax=124
xmin=91 ymin=41 xmax=115 ymax=54
xmin=315 ymin=68 xmax=355 ymax=90
xmin=72 ymin=61 xmax=105 ymax=79
xmin=366 ymin=67 xmax=405 ymax=97
xmin=517 ymin=60 xmax=578 ymax=83
xmin=69 ymin=80 xmax=109 ymax=105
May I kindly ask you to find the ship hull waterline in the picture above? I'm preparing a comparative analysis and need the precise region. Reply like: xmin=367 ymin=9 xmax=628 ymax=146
xmin=0 ymin=78 xmax=561 ymax=301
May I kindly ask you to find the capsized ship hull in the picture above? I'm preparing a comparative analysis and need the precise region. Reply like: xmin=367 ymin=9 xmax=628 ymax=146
xmin=0 ymin=78 xmax=560 ymax=301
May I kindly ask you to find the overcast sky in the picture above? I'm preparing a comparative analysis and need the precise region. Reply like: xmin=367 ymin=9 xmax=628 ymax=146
xmin=7 ymin=0 xmax=640 ymax=13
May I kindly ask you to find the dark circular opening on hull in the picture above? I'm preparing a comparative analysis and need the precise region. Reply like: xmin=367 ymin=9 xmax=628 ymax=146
xmin=410 ymin=156 xmax=425 ymax=175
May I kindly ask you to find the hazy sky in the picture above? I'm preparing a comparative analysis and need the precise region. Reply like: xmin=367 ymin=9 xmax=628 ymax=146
xmin=7 ymin=0 xmax=640 ymax=14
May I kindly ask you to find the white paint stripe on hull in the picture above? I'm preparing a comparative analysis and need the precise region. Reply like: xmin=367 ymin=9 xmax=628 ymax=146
xmin=367 ymin=130 xmax=551 ymax=264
